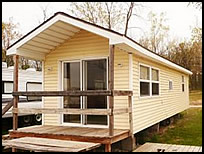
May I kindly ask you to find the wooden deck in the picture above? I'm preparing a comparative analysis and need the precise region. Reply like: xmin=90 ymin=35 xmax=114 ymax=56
xmin=134 ymin=142 xmax=202 ymax=152
xmin=9 ymin=125 xmax=130 ymax=145
xmin=3 ymin=137 xmax=101 ymax=152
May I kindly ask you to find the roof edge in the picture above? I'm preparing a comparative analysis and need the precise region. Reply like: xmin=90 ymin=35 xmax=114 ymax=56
xmin=6 ymin=11 xmax=193 ymax=75
xmin=123 ymin=36 xmax=192 ymax=75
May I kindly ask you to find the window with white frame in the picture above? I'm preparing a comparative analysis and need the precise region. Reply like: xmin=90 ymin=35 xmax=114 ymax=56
xmin=140 ymin=65 xmax=150 ymax=96
xmin=182 ymin=75 xmax=185 ymax=92
xmin=169 ymin=80 xmax=173 ymax=90
xmin=2 ymin=81 xmax=13 ymax=94
xmin=140 ymin=64 xmax=159 ymax=97
xmin=152 ymin=68 xmax=159 ymax=95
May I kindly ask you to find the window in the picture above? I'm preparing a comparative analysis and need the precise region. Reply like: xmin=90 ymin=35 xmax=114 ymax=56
xmin=182 ymin=75 xmax=184 ymax=82
xmin=139 ymin=64 xmax=159 ymax=97
xmin=151 ymin=68 xmax=159 ymax=95
xmin=169 ymin=80 xmax=173 ymax=90
xmin=140 ymin=65 xmax=150 ymax=96
xmin=26 ymin=82 xmax=42 ymax=101
xmin=140 ymin=82 xmax=150 ymax=96
xmin=140 ymin=65 xmax=150 ymax=80
xmin=182 ymin=76 xmax=185 ymax=92
xmin=2 ymin=81 xmax=13 ymax=94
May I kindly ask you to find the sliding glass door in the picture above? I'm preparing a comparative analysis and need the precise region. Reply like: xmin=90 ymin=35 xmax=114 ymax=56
xmin=62 ymin=58 xmax=108 ymax=127
xmin=63 ymin=62 xmax=81 ymax=124
xmin=83 ymin=59 xmax=108 ymax=126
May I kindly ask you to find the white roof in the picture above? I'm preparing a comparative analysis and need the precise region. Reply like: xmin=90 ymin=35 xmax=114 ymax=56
xmin=6 ymin=12 xmax=192 ymax=75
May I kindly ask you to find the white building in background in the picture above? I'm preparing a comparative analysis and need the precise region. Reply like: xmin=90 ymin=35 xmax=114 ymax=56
xmin=2 ymin=62 xmax=43 ymax=123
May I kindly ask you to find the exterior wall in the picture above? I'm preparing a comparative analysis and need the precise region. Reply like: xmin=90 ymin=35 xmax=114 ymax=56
xmin=43 ymin=29 xmax=190 ymax=131
xmin=132 ymin=55 xmax=190 ymax=134
xmin=43 ymin=30 xmax=130 ymax=128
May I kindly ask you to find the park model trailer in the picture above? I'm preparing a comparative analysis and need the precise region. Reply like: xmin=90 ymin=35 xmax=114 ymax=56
xmin=3 ymin=12 xmax=192 ymax=152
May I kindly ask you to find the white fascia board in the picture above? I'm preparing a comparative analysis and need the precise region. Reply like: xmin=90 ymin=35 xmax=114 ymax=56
xmin=7 ymin=13 xmax=121 ymax=56
xmin=6 ymin=16 xmax=61 ymax=56
xmin=115 ymin=37 xmax=193 ymax=75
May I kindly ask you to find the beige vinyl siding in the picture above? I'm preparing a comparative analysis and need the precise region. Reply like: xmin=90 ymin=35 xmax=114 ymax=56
xmin=114 ymin=49 xmax=129 ymax=129
xmin=43 ymin=30 xmax=130 ymax=128
xmin=43 ymin=29 xmax=189 ymax=131
xmin=132 ymin=55 xmax=189 ymax=134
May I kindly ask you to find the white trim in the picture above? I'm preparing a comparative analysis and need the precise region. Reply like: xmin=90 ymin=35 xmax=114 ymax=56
xmin=60 ymin=57 xmax=109 ymax=129
xmin=41 ymin=61 xmax=45 ymax=125
xmin=129 ymin=54 xmax=133 ymax=90
xmin=116 ymin=39 xmax=192 ymax=75
xmin=7 ymin=16 xmax=60 ymax=55
xmin=61 ymin=60 xmax=81 ymax=127
xmin=7 ymin=13 xmax=192 ymax=75
xmin=7 ymin=13 xmax=120 ymax=56
xmin=82 ymin=57 xmax=109 ymax=128
xmin=58 ymin=61 xmax=63 ymax=125
xmin=129 ymin=53 xmax=134 ymax=131
xmin=139 ymin=63 xmax=160 ymax=99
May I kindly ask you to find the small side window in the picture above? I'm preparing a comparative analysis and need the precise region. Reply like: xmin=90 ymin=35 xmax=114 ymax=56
xmin=169 ymin=80 xmax=173 ymax=90
xmin=182 ymin=76 xmax=185 ymax=92
xmin=182 ymin=84 xmax=185 ymax=92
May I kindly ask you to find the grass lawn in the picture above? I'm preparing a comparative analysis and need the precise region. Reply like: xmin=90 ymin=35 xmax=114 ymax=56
xmin=189 ymin=90 xmax=202 ymax=105
xmin=144 ymin=108 xmax=202 ymax=146
xmin=2 ymin=130 xmax=8 ymax=135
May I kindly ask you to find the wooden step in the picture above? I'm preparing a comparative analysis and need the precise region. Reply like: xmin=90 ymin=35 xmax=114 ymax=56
xmin=2 ymin=137 xmax=101 ymax=152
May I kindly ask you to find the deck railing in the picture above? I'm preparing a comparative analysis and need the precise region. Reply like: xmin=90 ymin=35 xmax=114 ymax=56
xmin=11 ymin=90 xmax=133 ymax=137
xmin=2 ymin=98 xmax=14 ymax=116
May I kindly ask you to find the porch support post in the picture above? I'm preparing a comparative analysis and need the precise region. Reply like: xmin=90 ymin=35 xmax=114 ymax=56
xmin=12 ymin=55 xmax=19 ymax=152
xmin=105 ymin=144 xmax=111 ymax=152
xmin=109 ymin=45 xmax=114 ymax=138
xmin=128 ymin=53 xmax=136 ymax=150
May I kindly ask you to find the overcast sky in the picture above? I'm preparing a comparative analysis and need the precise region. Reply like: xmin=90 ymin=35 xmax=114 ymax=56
xmin=2 ymin=2 xmax=202 ymax=42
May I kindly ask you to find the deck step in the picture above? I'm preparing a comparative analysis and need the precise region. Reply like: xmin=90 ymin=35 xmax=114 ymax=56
xmin=2 ymin=137 xmax=101 ymax=152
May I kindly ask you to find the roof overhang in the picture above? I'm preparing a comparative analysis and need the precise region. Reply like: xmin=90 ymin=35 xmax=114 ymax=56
xmin=7 ymin=12 xmax=122 ymax=60
xmin=7 ymin=12 xmax=192 ymax=75
xmin=114 ymin=38 xmax=193 ymax=75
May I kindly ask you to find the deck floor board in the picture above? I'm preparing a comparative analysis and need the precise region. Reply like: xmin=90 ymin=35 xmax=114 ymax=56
xmin=9 ymin=125 xmax=130 ymax=144
xmin=3 ymin=137 xmax=101 ymax=152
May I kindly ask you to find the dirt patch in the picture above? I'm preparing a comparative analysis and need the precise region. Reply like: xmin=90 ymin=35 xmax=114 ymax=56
xmin=158 ymin=124 xmax=175 ymax=135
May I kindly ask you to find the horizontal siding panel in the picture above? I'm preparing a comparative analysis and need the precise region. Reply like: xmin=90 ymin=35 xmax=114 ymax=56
xmin=133 ymin=54 xmax=189 ymax=134
xmin=44 ymin=30 xmax=130 ymax=128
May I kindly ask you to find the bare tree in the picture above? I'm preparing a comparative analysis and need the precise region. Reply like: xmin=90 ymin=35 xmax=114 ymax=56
xmin=69 ymin=2 xmax=143 ymax=35
xmin=166 ymin=26 xmax=202 ymax=90
xmin=70 ymin=2 xmax=103 ymax=25
xmin=139 ymin=11 xmax=169 ymax=55
xmin=124 ymin=2 xmax=134 ymax=36
xmin=39 ymin=3 xmax=53 ymax=23
xmin=188 ymin=2 xmax=202 ymax=10
xmin=2 ymin=18 xmax=21 ymax=67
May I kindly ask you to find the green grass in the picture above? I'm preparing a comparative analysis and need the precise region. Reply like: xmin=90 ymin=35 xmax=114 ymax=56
xmin=144 ymin=108 xmax=202 ymax=146
xmin=2 ymin=130 xmax=8 ymax=135
xmin=189 ymin=90 xmax=202 ymax=104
